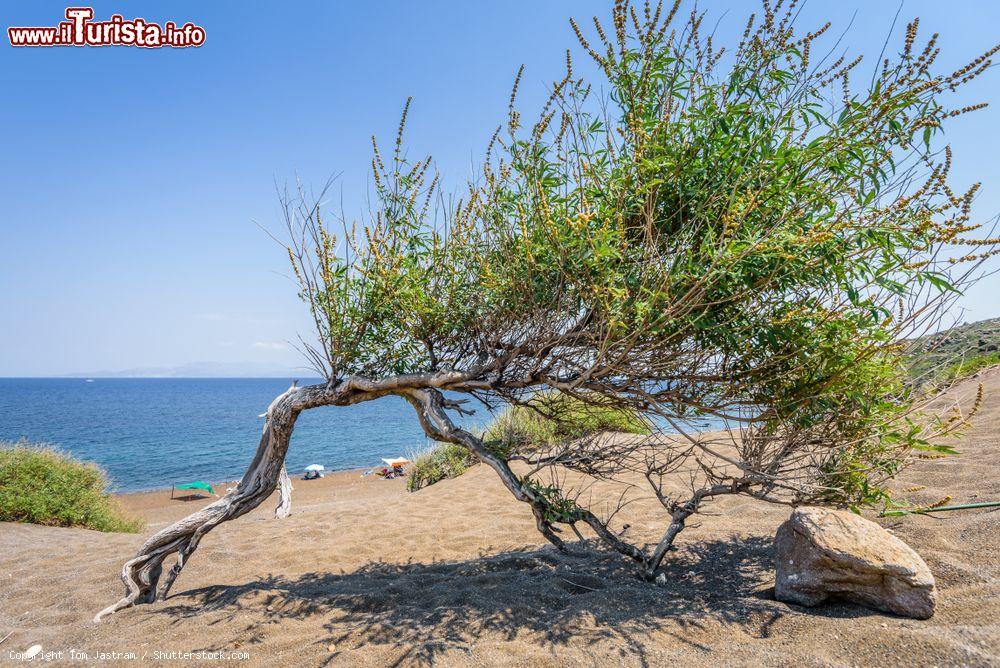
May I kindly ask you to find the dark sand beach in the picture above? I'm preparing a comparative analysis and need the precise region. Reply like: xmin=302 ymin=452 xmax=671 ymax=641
xmin=1 ymin=369 xmax=998 ymax=666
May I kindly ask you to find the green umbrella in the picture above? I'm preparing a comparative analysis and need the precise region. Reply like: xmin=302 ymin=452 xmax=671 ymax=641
xmin=171 ymin=481 xmax=216 ymax=498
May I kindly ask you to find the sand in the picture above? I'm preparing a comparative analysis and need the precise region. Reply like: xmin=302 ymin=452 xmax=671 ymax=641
xmin=1 ymin=370 xmax=998 ymax=667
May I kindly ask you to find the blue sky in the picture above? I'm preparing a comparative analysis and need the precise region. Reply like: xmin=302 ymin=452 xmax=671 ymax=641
xmin=1 ymin=1 xmax=999 ymax=376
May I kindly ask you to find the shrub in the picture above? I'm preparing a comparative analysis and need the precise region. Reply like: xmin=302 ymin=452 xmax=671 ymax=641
xmin=406 ymin=442 xmax=478 ymax=491
xmin=483 ymin=393 xmax=649 ymax=457
xmin=0 ymin=440 xmax=144 ymax=533
xmin=408 ymin=394 xmax=648 ymax=491
xmin=941 ymin=351 xmax=1000 ymax=384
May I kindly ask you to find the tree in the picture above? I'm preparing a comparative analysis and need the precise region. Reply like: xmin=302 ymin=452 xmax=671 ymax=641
xmin=96 ymin=0 xmax=999 ymax=621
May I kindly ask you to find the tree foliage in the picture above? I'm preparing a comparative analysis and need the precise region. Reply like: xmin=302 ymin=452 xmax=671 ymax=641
xmin=285 ymin=0 xmax=997 ymax=552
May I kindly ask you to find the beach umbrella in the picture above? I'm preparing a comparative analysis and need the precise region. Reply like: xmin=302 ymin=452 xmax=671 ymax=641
xmin=381 ymin=457 xmax=410 ymax=468
xmin=170 ymin=480 xmax=216 ymax=499
xmin=305 ymin=464 xmax=325 ymax=472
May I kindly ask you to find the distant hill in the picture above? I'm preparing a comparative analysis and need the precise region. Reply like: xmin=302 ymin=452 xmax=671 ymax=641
xmin=908 ymin=317 xmax=1000 ymax=386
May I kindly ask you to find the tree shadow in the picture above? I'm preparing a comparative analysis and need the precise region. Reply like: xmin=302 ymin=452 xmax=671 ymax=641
xmin=169 ymin=494 xmax=212 ymax=502
xmin=158 ymin=535 xmax=876 ymax=666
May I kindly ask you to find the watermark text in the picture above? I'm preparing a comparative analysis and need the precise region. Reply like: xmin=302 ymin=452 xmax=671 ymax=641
xmin=8 ymin=8 xmax=205 ymax=48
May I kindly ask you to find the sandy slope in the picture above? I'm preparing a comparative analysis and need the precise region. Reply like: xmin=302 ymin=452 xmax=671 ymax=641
xmin=1 ymin=369 xmax=998 ymax=667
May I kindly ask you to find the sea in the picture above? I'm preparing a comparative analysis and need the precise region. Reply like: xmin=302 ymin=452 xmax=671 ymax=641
xmin=0 ymin=378 xmax=476 ymax=492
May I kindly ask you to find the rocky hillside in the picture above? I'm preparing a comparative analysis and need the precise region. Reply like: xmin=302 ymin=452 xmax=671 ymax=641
xmin=908 ymin=316 xmax=1000 ymax=386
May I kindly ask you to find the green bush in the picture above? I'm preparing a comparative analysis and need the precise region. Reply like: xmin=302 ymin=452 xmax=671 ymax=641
xmin=0 ymin=440 xmax=144 ymax=533
xmin=483 ymin=392 xmax=649 ymax=457
xmin=408 ymin=393 xmax=650 ymax=492
xmin=407 ymin=442 xmax=477 ymax=492
xmin=941 ymin=351 xmax=1000 ymax=384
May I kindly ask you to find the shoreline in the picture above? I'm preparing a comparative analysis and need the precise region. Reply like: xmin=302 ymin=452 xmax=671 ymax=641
xmin=112 ymin=466 xmax=403 ymax=523
xmin=110 ymin=465 xmax=376 ymax=498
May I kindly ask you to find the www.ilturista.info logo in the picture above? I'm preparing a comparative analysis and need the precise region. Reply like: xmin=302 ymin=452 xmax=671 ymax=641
xmin=8 ymin=7 xmax=205 ymax=48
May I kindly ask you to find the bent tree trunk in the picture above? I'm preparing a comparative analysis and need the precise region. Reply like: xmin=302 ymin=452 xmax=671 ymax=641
xmin=94 ymin=378 xmax=506 ymax=621
xmin=95 ymin=379 xmax=650 ymax=622
xmin=94 ymin=384 xmax=322 ymax=622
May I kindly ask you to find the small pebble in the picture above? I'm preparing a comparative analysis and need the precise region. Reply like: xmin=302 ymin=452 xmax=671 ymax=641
xmin=328 ymin=644 xmax=337 ymax=652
